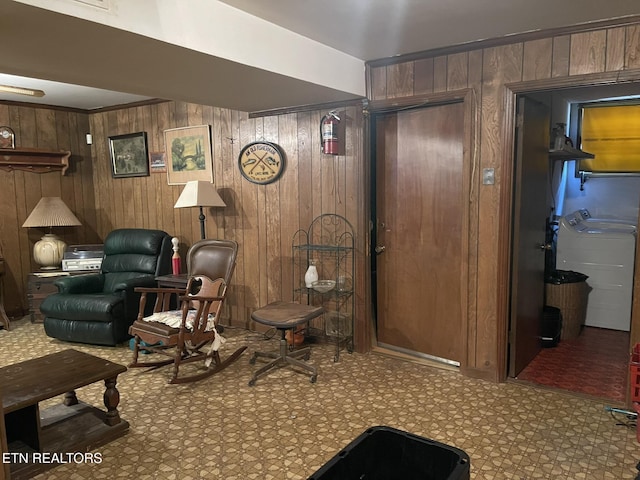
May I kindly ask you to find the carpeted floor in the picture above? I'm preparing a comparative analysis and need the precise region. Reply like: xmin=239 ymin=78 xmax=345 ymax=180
xmin=1 ymin=317 xmax=640 ymax=479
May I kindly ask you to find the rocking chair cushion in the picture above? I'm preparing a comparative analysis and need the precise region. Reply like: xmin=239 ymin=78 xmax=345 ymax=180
xmin=142 ymin=309 xmax=216 ymax=332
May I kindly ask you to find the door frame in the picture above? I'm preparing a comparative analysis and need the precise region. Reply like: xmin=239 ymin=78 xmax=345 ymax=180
xmin=499 ymin=72 xmax=640 ymax=388
xmin=367 ymin=88 xmax=479 ymax=373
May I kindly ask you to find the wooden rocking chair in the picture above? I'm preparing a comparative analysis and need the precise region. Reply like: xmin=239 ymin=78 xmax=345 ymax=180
xmin=128 ymin=239 xmax=246 ymax=384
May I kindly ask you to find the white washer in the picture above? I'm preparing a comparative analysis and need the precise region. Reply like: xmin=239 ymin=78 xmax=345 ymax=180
xmin=556 ymin=210 xmax=637 ymax=331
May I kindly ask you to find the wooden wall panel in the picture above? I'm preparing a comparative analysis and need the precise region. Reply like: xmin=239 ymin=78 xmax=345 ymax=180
xmin=84 ymin=101 xmax=365 ymax=344
xmin=0 ymin=104 xmax=94 ymax=317
xmin=606 ymin=27 xmax=626 ymax=71
xmin=552 ymin=35 xmax=571 ymax=78
xmin=365 ymin=17 xmax=640 ymax=380
xmin=627 ymin=25 xmax=640 ymax=68
xmin=569 ymin=30 xmax=607 ymax=75
xmin=522 ymin=38 xmax=553 ymax=81
xmin=414 ymin=58 xmax=435 ymax=95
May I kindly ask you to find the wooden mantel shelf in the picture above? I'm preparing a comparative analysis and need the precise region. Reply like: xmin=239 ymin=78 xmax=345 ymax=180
xmin=0 ymin=147 xmax=71 ymax=175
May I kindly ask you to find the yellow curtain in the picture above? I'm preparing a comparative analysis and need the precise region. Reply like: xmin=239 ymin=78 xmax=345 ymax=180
xmin=580 ymin=104 xmax=640 ymax=172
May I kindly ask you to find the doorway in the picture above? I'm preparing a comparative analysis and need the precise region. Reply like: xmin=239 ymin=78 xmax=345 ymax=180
xmin=507 ymin=84 xmax=639 ymax=403
xmin=372 ymin=100 xmax=468 ymax=365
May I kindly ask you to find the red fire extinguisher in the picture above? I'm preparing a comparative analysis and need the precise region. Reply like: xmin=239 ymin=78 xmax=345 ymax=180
xmin=321 ymin=111 xmax=340 ymax=155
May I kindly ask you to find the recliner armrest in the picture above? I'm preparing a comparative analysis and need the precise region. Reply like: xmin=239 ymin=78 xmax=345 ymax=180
xmin=53 ymin=274 xmax=105 ymax=294
xmin=111 ymin=275 xmax=157 ymax=293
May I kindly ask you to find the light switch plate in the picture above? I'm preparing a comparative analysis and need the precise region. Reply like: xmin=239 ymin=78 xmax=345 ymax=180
xmin=482 ymin=168 xmax=495 ymax=185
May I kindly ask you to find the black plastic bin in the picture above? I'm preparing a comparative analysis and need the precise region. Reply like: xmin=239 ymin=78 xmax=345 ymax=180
xmin=307 ymin=426 xmax=470 ymax=480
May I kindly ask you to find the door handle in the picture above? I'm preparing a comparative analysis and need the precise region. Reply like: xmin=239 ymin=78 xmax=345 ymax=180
xmin=375 ymin=245 xmax=386 ymax=254
xmin=538 ymin=243 xmax=552 ymax=251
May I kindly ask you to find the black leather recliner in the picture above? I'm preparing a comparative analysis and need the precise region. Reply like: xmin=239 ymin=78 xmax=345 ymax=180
xmin=41 ymin=228 xmax=172 ymax=346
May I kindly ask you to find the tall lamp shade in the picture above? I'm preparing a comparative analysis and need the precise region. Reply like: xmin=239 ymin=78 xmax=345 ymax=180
xmin=22 ymin=197 xmax=82 ymax=270
xmin=174 ymin=181 xmax=226 ymax=240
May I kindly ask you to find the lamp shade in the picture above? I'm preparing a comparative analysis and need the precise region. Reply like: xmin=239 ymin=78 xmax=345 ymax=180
xmin=174 ymin=181 xmax=226 ymax=208
xmin=22 ymin=197 xmax=82 ymax=270
xmin=22 ymin=197 xmax=82 ymax=228
xmin=174 ymin=181 xmax=225 ymax=240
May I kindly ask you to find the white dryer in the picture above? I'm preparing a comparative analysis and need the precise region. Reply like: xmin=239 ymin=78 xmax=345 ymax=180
xmin=556 ymin=210 xmax=637 ymax=331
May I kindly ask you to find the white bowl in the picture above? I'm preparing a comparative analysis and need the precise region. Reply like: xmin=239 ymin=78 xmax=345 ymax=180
xmin=311 ymin=280 xmax=335 ymax=293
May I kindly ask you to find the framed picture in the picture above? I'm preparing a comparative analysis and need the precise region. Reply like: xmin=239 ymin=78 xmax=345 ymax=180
xmin=164 ymin=125 xmax=213 ymax=185
xmin=149 ymin=151 xmax=166 ymax=173
xmin=109 ymin=132 xmax=149 ymax=178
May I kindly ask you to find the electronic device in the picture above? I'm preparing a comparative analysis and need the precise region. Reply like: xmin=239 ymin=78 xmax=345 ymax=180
xmin=62 ymin=244 xmax=104 ymax=272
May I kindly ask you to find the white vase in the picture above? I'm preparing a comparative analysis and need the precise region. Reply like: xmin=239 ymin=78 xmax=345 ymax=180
xmin=304 ymin=264 xmax=318 ymax=288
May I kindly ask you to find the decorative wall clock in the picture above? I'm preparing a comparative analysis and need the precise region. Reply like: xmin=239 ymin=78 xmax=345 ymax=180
xmin=238 ymin=141 xmax=285 ymax=185
xmin=0 ymin=126 xmax=15 ymax=149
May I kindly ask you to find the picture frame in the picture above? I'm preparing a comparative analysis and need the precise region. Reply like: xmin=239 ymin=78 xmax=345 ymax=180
xmin=109 ymin=132 xmax=149 ymax=178
xmin=164 ymin=125 xmax=213 ymax=185
xmin=149 ymin=151 xmax=166 ymax=173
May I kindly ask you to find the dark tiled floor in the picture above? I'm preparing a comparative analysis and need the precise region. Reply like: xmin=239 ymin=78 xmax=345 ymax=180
xmin=517 ymin=327 xmax=630 ymax=404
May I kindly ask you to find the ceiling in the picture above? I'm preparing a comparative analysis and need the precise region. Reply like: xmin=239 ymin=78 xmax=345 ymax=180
xmin=1 ymin=0 xmax=639 ymax=111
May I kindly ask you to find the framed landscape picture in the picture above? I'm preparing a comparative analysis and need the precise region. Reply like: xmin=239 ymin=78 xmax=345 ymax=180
xmin=109 ymin=132 xmax=149 ymax=178
xmin=164 ymin=125 xmax=213 ymax=185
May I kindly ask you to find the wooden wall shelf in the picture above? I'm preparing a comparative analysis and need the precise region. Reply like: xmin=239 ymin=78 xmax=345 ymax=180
xmin=0 ymin=148 xmax=71 ymax=175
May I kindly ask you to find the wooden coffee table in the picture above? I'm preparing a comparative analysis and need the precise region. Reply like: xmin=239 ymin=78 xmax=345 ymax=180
xmin=0 ymin=349 xmax=129 ymax=479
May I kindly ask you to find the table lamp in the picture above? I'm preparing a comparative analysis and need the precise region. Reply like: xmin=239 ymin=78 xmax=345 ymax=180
xmin=174 ymin=181 xmax=226 ymax=239
xmin=22 ymin=197 xmax=82 ymax=270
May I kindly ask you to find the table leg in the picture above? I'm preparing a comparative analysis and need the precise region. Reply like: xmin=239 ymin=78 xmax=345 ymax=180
xmin=64 ymin=390 xmax=78 ymax=406
xmin=103 ymin=376 xmax=121 ymax=426
xmin=0 ymin=283 xmax=10 ymax=331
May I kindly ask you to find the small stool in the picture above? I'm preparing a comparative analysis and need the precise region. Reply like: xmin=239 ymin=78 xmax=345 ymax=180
xmin=248 ymin=301 xmax=324 ymax=386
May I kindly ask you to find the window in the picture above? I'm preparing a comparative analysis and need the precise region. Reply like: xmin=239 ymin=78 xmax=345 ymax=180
xmin=578 ymin=102 xmax=640 ymax=173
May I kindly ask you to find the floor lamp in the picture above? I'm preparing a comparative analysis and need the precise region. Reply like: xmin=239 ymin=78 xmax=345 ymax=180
xmin=174 ymin=181 xmax=226 ymax=240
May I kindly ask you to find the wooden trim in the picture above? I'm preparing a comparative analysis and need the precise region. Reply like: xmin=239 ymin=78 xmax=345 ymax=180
xmin=496 ymin=89 xmax=517 ymax=382
xmin=248 ymin=98 xmax=365 ymax=118
xmin=506 ymin=67 xmax=640 ymax=93
xmin=0 ymin=99 xmax=88 ymax=114
xmin=89 ymin=98 xmax=168 ymax=114
xmin=0 ymin=98 xmax=168 ymax=114
xmin=366 ymin=15 xmax=640 ymax=68
xmin=366 ymin=88 xmax=471 ymax=113
xmin=0 ymin=147 xmax=71 ymax=175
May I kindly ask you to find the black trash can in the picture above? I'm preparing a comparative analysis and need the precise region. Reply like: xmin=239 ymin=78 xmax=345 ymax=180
xmin=541 ymin=305 xmax=562 ymax=348
xmin=307 ymin=426 xmax=470 ymax=480
xmin=544 ymin=270 xmax=589 ymax=340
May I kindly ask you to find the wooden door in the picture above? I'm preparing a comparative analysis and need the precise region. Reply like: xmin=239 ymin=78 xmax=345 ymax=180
xmin=375 ymin=102 xmax=466 ymax=363
xmin=508 ymin=96 xmax=550 ymax=377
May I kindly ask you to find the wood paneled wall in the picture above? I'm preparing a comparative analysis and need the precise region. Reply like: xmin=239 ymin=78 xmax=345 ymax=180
xmin=0 ymin=104 xmax=96 ymax=317
xmin=367 ymin=22 xmax=640 ymax=380
xmin=88 ymin=102 xmax=367 ymax=346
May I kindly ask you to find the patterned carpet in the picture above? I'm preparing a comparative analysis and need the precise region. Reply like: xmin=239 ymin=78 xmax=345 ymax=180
xmin=1 ymin=317 xmax=640 ymax=479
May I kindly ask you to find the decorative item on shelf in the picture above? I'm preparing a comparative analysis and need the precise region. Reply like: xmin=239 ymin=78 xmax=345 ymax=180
xmin=551 ymin=123 xmax=573 ymax=151
xmin=311 ymin=280 xmax=335 ymax=293
xmin=0 ymin=126 xmax=15 ymax=149
xmin=238 ymin=141 xmax=285 ymax=184
xmin=304 ymin=260 xmax=319 ymax=288
xmin=22 ymin=197 xmax=82 ymax=270
xmin=174 ymin=180 xmax=226 ymax=240
xmin=171 ymin=237 xmax=181 ymax=275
